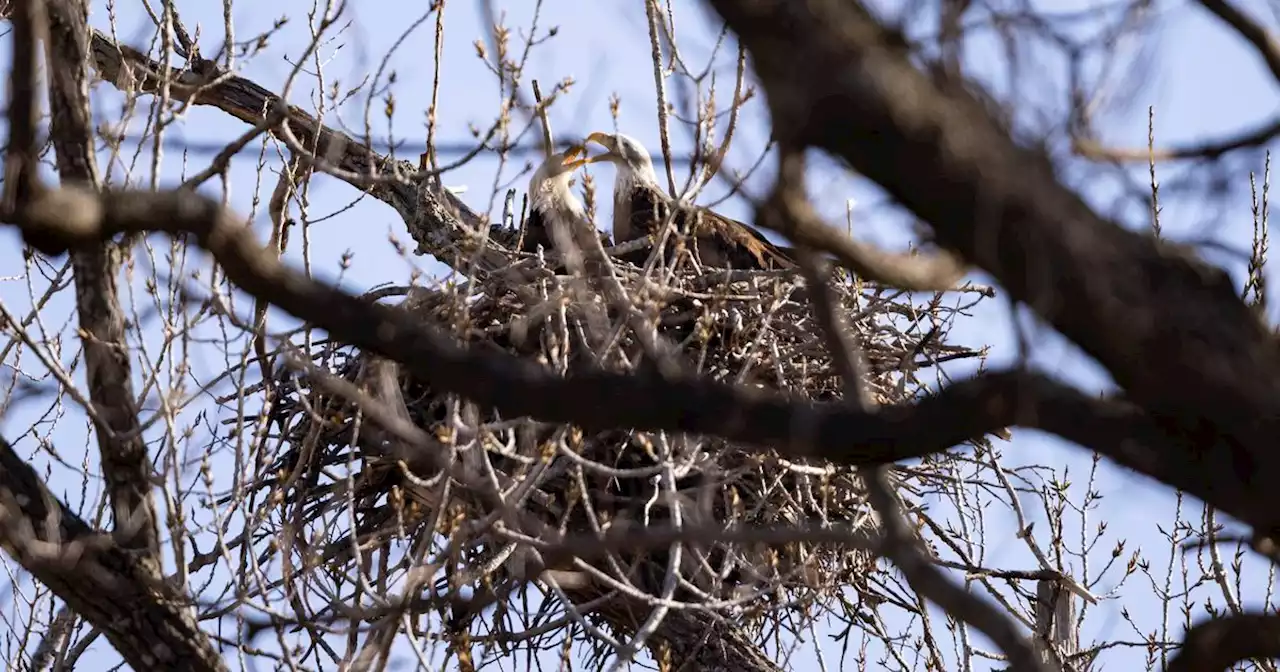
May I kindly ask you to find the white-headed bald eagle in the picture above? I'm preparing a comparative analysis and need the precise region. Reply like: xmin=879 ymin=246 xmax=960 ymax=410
xmin=520 ymin=144 xmax=602 ymax=255
xmin=584 ymin=132 xmax=795 ymax=271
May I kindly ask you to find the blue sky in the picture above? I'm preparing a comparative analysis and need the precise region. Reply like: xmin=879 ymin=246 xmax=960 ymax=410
xmin=1 ymin=0 xmax=1278 ymax=669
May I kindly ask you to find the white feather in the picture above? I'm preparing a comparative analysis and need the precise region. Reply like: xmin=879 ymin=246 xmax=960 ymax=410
xmin=528 ymin=160 xmax=587 ymax=234
xmin=606 ymin=135 xmax=661 ymax=243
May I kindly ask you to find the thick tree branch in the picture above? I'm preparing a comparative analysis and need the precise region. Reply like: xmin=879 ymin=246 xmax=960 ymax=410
xmin=705 ymin=0 xmax=1280 ymax=538
xmin=1166 ymin=612 xmax=1280 ymax=672
xmin=1076 ymin=0 xmax=1280 ymax=162
xmin=15 ymin=14 xmax=517 ymax=277
xmin=0 ymin=435 xmax=226 ymax=671
xmin=40 ymin=0 xmax=160 ymax=560
xmin=8 ymin=186 xmax=1178 ymax=489
xmin=785 ymin=139 xmax=1049 ymax=671
xmin=1 ymin=0 xmax=41 ymax=211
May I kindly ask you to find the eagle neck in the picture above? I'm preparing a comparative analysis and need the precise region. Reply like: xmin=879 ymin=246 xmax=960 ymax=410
xmin=532 ymin=174 xmax=584 ymax=219
xmin=616 ymin=163 xmax=661 ymax=197
xmin=630 ymin=158 xmax=659 ymax=187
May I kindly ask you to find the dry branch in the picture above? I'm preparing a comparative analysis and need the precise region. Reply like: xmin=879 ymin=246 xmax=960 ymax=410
xmin=40 ymin=0 xmax=161 ymax=561
xmin=706 ymin=0 xmax=1280 ymax=541
xmin=8 ymin=185 xmax=1162 ymax=470
xmin=0 ymin=435 xmax=226 ymax=671
xmin=73 ymin=15 xmax=513 ymax=278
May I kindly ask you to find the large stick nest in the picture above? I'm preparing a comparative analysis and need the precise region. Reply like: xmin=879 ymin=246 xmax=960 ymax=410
xmin=240 ymin=234 xmax=993 ymax=640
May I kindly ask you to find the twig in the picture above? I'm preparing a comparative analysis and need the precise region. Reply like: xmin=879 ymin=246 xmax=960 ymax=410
xmin=6 ymin=185 xmax=1186 ymax=520
xmin=782 ymin=142 xmax=1050 ymax=671
xmin=1166 ymin=612 xmax=1280 ymax=672
xmin=644 ymin=0 xmax=679 ymax=196
xmin=532 ymin=80 xmax=554 ymax=158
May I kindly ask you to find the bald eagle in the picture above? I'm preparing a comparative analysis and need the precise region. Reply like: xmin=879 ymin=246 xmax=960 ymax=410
xmin=520 ymin=145 xmax=597 ymax=255
xmin=584 ymin=132 xmax=795 ymax=271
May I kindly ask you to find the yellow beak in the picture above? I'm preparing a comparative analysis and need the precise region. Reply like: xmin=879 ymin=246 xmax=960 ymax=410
xmin=583 ymin=132 xmax=616 ymax=164
xmin=561 ymin=144 xmax=588 ymax=169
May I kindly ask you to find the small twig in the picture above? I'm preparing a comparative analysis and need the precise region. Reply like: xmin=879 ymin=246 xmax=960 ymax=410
xmin=179 ymin=109 xmax=287 ymax=190
xmin=757 ymin=146 xmax=966 ymax=291
xmin=784 ymin=144 xmax=1052 ymax=672
xmin=6 ymin=185 xmax=1182 ymax=512
xmin=644 ymin=0 xmax=679 ymax=196
xmin=532 ymin=80 xmax=554 ymax=158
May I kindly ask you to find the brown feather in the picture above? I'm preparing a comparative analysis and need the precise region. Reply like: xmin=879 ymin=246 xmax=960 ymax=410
xmin=520 ymin=205 xmax=616 ymax=283
xmin=520 ymin=206 xmax=555 ymax=254
xmin=619 ymin=181 xmax=794 ymax=271
xmin=522 ymin=184 xmax=612 ymax=256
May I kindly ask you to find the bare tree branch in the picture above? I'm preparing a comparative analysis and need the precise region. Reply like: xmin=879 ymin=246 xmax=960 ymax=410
xmin=0 ymin=434 xmax=226 ymax=671
xmin=7 ymin=184 xmax=1181 ymax=507
xmin=1 ymin=0 xmax=41 ymax=212
xmin=39 ymin=0 xmax=161 ymax=561
xmin=705 ymin=0 xmax=1280 ymax=540
xmin=65 ymin=17 xmax=514 ymax=278
xmin=8 ymin=3 xmax=1271 ymax=667
xmin=1166 ymin=612 xmax=1280 ymax=672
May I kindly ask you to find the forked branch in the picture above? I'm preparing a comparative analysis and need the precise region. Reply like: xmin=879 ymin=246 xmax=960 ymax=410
xmin=0 ymin=435 xmax=226 ymax=671
xmin=705 ymin=0 xmax=1280 ymax=540
xmin=7 ymin=184 xmax=1177 ymax=493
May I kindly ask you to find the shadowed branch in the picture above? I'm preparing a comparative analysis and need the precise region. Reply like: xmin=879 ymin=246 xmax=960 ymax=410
xmin=8 ymin=184 xmax=1177 ymax=491
xmin=704 ymin=0 xmax=1280 ymax=542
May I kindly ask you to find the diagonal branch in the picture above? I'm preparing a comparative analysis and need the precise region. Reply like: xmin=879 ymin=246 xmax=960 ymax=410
xmin=782 ymin=144 xmax=1050 ymax=672
xmin=0 ymin=434 xmax=226 ymax=671
xmin=704 ymin=0 xmax=1280 ymax=539
xmin=1195 ymin=0 xmax=1280 ymax=86
xmin=40 ymin=0 xmax=160 ymax=561
xmin=1166 ymin=612 xmax=1280 ymax=672
xmin=8 ymin=185 xmax=1184 ymax=500
xmin=0 ymin=10 xmax=519 ymax=277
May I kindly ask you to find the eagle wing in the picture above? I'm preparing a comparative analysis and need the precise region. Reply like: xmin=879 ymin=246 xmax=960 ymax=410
xmin=520 ymin=206 xmax=554 ymax=254
xmin=613 ymin=181 xmax=672 ymax=266
xmin=623 ymin=181 xmax=795 ymax=271
xmin=519 ymin=206 xmax=613 ymax=260
xmin=626 ymin=181 xmax=672 ymax=239
xmin=697 ymin=210 xmax=796 ymax=271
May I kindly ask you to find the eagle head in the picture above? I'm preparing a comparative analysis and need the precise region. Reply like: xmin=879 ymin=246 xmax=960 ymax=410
xmin=585 ymin=132 xmax=658 ymax=184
